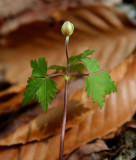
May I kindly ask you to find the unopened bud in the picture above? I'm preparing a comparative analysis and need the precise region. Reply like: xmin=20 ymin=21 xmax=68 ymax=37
xmin=61 ymin=21 xmax=74 ymax=37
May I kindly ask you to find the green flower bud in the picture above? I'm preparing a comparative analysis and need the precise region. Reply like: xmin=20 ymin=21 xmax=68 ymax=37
xmin=61 ymin=21 xmax=74 ymax=36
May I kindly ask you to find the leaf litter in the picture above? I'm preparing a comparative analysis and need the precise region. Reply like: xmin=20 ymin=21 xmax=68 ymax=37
xmin=64 ymin=114 xmax=136 ymax=160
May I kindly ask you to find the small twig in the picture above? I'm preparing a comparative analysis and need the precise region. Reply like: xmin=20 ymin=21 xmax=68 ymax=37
xmin=32 ymin=73 xmax=64 ymax=79
xmin=48 ymin=73 xmax=64 ymax=78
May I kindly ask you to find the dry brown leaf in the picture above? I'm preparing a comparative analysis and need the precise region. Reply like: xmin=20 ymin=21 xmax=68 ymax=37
xmin=0 ymin=4 xmax=135 ymax=160
xmin=0 ymin=82 xmax=26 ymax=97
xmin=0 ymin=79 xmax=88 ymax=143
xmin=0 ymin=51 xmax=135 ymax=160
xmin=0 ymin=5 xmax=135 ymax=84
xmin=68 ymin=139 xmax=109 ymax=160
xmin=0 ymin=53 xmax=135 ymax=150
xmin=0 ymin=79 xmax=85 ymax=140
xmin=102 ymin=131 xmax=117 ymax=140
xmin=0 ymin=89 xmax=25 ymax=114
xmin=125 ymin=120 xmax=136 ymax=129
xmin=0 ymin=0 xmax=38 ymax=17
xmin=0 ymin=1 xmax=122 ymax=35
xmin=0 ymin=75 xmax=65 ymax=114
xmin=62 ymin=54 xmax=136 ymax=155
xmin=0 ymin=5 xmax=135 ymax=114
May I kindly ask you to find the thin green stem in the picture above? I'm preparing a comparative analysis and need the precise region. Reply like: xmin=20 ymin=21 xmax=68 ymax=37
xmin=47 ymin=73 xmax=64 ymax=78
xmin=59 ymin=36 xmax=69 ymax=160
xmin=59 ymin=80 xmax=68 ymax=160
xmin=65 ymin=36 xmax=70 ymax=76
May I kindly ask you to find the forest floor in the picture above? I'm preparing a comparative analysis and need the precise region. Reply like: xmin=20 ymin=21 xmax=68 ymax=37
xmin=64 ymin=114 xmax=136 ymax=160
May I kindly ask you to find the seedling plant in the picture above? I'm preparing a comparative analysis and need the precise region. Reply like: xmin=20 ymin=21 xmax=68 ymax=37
xmin=23 ymin=21 xmax=117 ymax=160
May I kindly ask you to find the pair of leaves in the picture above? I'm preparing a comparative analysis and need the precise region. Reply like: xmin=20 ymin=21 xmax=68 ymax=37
xmin=62 ymin=50 xmax=116 ymax=108
xmin=23 ymin=50 xmax=117 ymax=111
xmin=69 ymin=50 xmax=95 ymax=73
xmin=23 ymin=50 xmax=95 ymax=112
xmin=69 ymin=49 xmax=95 ymax=65
xmin=48 ymin=50 xmax=95 ymax=73
xmin=23 ymin=57 xmax=57 ymax=112
xmin=48 ymin=63 xmax=85 ymax=73
xmin=67 ymin=51 xmax=117 ymax=108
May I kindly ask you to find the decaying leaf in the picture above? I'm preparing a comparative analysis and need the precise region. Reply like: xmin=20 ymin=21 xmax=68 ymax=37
xmin=0 ymin=75 xmax=65 ymax=114
xmin=0 ymin=1 xmax=122 ymax=35
xmin=0 ymin=5 xmax=135 ymax=84
xmin=0 ymin=53 xmax=135 ymax=160
xmin=67 ymin=139 xmax=109 ymax=160
xmin=0 ymin=5 xmax=136 ymax=115
xmin=0 ymin=89 xmax=25 ymax=114
xmin=0 ymin=5 xmax=135 ymax=160
xmin=0 ymin=54 xmax=135 ymax=152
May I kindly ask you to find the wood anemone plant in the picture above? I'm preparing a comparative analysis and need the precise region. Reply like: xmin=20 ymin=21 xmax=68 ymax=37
xmin=23 ymin=21 xmax=117 ymax=160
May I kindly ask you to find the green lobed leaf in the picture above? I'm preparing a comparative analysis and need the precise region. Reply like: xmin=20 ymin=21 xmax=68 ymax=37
xmin=23 ymin=78 xmax=43 ymax=105
xmin=82 ymin=57 xmax=117 ymax=109
xmin=69 ymin=50 xmax=95 ymax=65
xmin=82 ymin=57 xmax=101 ymax=73
xmin=23 ymin=77 xmax=57 ymax=112
xmin=48 ymin=65 xmax=66 ymax=72
xmin=85 ymin=72 xmax=117 ymax=108
xmin=36 ymin=78 xmax=57 ymax=112
xmin=31 ymin=57 xmax=47 ymax=77
xmin=70 ymin=63 xmax=85 ymax=73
